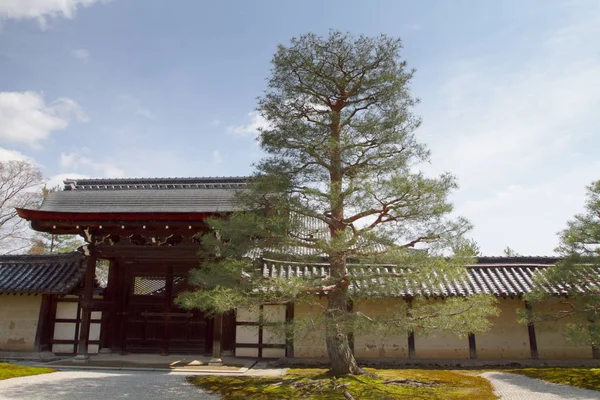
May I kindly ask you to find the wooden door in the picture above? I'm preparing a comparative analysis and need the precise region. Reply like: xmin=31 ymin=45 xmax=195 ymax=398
xmin=123 ymin=265 xmax=208 ymax=354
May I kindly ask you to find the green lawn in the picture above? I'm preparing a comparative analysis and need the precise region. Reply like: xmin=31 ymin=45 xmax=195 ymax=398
xmin=189 ymin=368 xmax=497 ymax=400
xmin=0 ymin=363 xmax=55 ymax=381
xmin=508 ymin=368 xmax=600 ymax=391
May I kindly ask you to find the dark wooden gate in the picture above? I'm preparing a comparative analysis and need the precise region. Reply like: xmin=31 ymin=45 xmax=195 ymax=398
xmin=123 ymin=265 xmax=209 ymax=354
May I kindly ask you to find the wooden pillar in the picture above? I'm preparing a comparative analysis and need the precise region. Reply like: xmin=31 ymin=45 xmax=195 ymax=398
xmin=209 ymin=314 xmax=223 ymax=365
xmin=116 ymin=261 xmax=128 ymax=354
xmin=34 ymin=294 xmax=54 ymax=352
xmin=100 ymin=260 xmax=117 ymax=353
xmin=75 ymin=250 xmax=96 ymax=361
xmin=524 ymin=301 xmax=539 ymax=359
xmin=407 ymin=298 xmax=415 ymax=359
xmin=468 ymin=333 xmax=477 ymax=359
xmin=162 ymin=265 xmax=173 ymax=356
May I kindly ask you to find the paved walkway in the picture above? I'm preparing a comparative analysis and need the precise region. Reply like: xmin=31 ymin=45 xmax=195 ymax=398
xmin=481 ymin=372 xmax=600 ymax=400
xmin=0 ymin=370 xmax=219 ymax=400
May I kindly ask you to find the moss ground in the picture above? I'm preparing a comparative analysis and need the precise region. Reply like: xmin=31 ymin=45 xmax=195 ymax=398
xmin=0 ymin=363 xmax=55 ymax=381
xmin=507 ymin=368 xmax=600 ymax=391
xmin=189 ymin=368 xmax=497 ymax=399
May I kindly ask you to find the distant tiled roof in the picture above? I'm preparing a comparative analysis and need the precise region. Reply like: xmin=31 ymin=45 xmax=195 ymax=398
xmin=260 ymin=256 xmax=599 ymax=298
xmin=37 ymin=177 xmax=248 ymax=214
xmin=249 ymin=214 xmax=388 ymax=259
xmin=0 ymin=253 xmax=86 ymax=295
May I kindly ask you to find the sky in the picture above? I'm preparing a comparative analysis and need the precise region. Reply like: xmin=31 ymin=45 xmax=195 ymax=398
xmin=0 ymin=0 xmax=598 ymax=256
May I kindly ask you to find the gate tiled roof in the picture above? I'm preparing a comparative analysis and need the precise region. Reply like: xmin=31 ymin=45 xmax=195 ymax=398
xmin=37 ymin=177 xmax=248 ymax=214
xmin=0 ymin=252 xmax=86 ymax=295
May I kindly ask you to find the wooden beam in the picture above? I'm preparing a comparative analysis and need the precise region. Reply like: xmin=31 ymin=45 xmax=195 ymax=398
xmin=468 ymin=333 xmax=477 ymax=359
xmin=75 ymin=252 xmax=97 ymax=361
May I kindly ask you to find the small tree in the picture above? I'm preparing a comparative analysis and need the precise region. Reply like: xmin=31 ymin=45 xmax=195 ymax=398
xmin=179 ymin=31 xmax=498 ymax=375
xmin=523 ymin=180 xmax=600 ymax=353
xmin=0 ymin=160 xmax=44 ymax=254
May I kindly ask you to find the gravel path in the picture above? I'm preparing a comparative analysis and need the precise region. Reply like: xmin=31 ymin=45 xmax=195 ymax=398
xmin=481 ymin=372 xmax=600 ymax=400
xmin=0 ymin=370 xmax=220 ymax=400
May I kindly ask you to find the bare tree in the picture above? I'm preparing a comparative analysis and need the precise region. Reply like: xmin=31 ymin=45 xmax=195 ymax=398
xmin=0 ymin=160 xmax=44 ymax=253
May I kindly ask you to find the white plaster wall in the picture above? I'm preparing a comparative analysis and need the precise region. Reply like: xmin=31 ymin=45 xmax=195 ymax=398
xmin=263 ymin=305 xmax=286 ymax=323
xmin=262 ymin=348 xmax=285 ymax=358
xmin=55 ymin=302 xmax=77 ymax=319
xmin=534 ymin=298 xmax=593 ymax=358
xmin=236 ymin=325 xmax=259 ymax=344
xmin=235 ymin=347 xmax=258 ymax=357
xmin=52 ymin=299 xmax=102 ymax=354
xmin=354 ymin=299 xmax=409 ymax=358
xmin=293 ymin=298 xmax=328 ymax=358
xmin=0 ymin=294 xmax=42 ymax=351
xmin=476 ymin=298 xmax=530 ymax=359
xmin=237 ymin=307 xmax=260 ymax=323
xmin=53 ymin=322 xmax=76 ymax=340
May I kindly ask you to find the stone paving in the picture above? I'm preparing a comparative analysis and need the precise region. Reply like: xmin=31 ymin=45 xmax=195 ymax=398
xmin=481 ymin=372 xmax=600 ymax=400
xmin=0 ymin=370 xmax=219 ymax=400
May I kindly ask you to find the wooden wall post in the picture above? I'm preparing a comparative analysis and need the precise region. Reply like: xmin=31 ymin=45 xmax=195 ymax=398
xmin=407 ymin=298 xmax=415 ymax=359
xmin=468 ymin=333 xmax=477 ymax=359
xmin=524 ymin=301 xmax=539 ymax=359
xmin=34 ymin=294 xmax=54 ymax=352
xmin=74 ymin=249 xmax=96 ymax=362
xmin=285 ymin=302 xmax=294 ymax=358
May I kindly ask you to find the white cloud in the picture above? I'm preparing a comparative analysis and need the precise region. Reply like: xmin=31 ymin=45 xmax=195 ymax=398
xmin=46 ymin=172 xmax=90 ymax=190
xmin=0 ymin=91 xmax=87 ymax=149
xmin=212 ymin=119 xmax=221 ymax=126
xmin=0 ymin=146 xmax=31 ymax=162
xmin=227 ymin=111 xmax=269 ymax=136
xmin=60 ymin=148 xmax=125 ymax=177
xmin=457 ymin=161 xmax=600 ymax=256
xmin=72 ymin=48 xmax=90 ymax=62
xmin=117 ymin=94 xmax=155 ymax=119
xmin=135 ymin=108 xmax=155 ymax=119
xmin=212 ymin=150 xmax=222 ymax=164
xmin=415 ymin=3 xmax=600 ymax=255
xmin=421 ymin=5 xmax=600 ymax=189
xmin=0 ymin=0 xmax=108 ymax=28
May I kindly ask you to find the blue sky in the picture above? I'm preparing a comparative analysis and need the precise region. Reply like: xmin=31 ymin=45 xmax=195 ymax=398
xmin=0 ymin=0 xmax=598 ymax=255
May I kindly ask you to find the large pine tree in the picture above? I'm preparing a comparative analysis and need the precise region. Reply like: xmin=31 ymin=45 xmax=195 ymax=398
xmin=524 ymin=180 xmax=600 ymax=356
xmin=179 ymin=31 xmax=498 ymax=375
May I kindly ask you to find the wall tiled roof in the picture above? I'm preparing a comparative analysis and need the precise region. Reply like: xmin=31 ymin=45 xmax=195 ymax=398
xmin=260 ymin=257 xmax=599 ymax=298
xmin=0 ymin=252 xmax=86 ymax=295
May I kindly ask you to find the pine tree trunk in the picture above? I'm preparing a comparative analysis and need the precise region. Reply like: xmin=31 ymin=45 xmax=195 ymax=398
xmin=325 ymin=254 xmax=364 ymax=376
xmin=325 ymin=105 xmax=363 ymax=375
